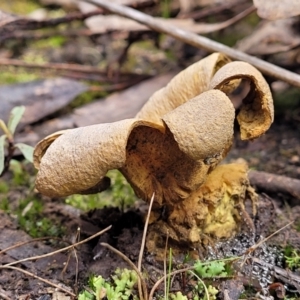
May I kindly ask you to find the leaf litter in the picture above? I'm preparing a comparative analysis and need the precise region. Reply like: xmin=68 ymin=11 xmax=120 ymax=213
xmin=0 ymin=0 xmax=300 ymax=299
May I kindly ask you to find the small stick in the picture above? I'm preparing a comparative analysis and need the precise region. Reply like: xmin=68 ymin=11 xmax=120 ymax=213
xmin=0 ymin=288 xmax=11 ymax=300
xmin=138 ymin=193 xmax=155 ymax=271
xmin=81 ymin=0 xmax=300 ymax=88
xmin=0 ymin=236 xmax=68 ymax=255
xmin=137 ymin=193 xmax=155 ymax=300
xmin=2 ymin=266 xmax=76 ymax=297
xmin=0 ymin=225 xmax=112 ymax=268
xmin=249 ymin=170 xmax=300 ymax=200
xmin=163 ymin=233 xmax=169 ymax=300
xmin=0 ymin=58 xmax=108 ymax=75
xmin=244 ymin=221 xmax=294 ymax=255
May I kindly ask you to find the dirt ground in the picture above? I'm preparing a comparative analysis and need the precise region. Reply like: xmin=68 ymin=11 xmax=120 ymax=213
xmin=1 ymin=0 xmax=300 ymax=299
xmin=0 ymin=110 xmax=299 ymax=300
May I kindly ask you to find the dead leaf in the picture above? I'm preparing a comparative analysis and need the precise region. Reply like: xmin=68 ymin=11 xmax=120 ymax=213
xmin=78 ymin=0 xmax=152 ymax=13
xmin=253 ymin=0 xmax=300 ymax=20
xmin=79 ymin=2 xmax=255 ymax=35
xmin=15 ymin=73 xmax=174 ymax=147
xmin=0 ymin=78 xmax=88 ymax=131
xmin=34 ymin=53 xmax=274 ymax=246
xmin=73 ymin=73 xmax=175 ymax=127
xmin=236 ymin=19 xmax=300 ymax=55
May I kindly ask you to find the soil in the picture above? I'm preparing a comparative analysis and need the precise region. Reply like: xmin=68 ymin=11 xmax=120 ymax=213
xmin=1 ymin=1 xmax=300 ymax=299
xmin=1 ymin=112 xmax=300 ymax=299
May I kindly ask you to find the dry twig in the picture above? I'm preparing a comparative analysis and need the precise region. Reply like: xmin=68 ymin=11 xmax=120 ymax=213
xmin=0 ymin=236 xmax=68 ymax=256
xmin=0 ymin=225 xmax=111 ymax=268
xmin=138 ymin=193 xmax=155 ymax=276
xmin=3 ymin=265 xmax=76 ymax=297
xmin=0 ymin=226 xmax=111 ymax=297
xmin=81 ymin=0 xmax=300 ymax=88
xmin=0 ymin=288 xmax=11 ymax=300
xmin=249 ymin=170 xmax=300 ymax=200
xmin=0 ymin=58 xmax=110 ymax=75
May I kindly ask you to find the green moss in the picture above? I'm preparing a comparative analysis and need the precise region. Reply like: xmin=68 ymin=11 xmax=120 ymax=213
xmin=0 ymin=68 xmax=39 ymax=85
xmin=0 ymin=159 xmax=63 ymax=237
xmin=284 ymin=244 xmax=294 ymax=257
xmin=1 ymin=0 xmax=41 ymax=14
xmin=66 ymin=170 xmax=137 ymax=211
xmin=0 ymin=181 xmax=9 ymax=193
xmin=0 ymin=197 xmax=9 ymax=212
xmin=160 ymin=0 xmax=171 ymax=19
xmin=31 ymin=35 xmax=66 ymax=49
xmin=273 ymin=87 xmax=300 ymax=113
xmin=9 ymin=160 xmax=32 ymax=186
xmin=285 ymin=249 xmax=300 ymax=269
xmin=295 ymin=220 xmax=300 ymax=232
xmin=245 ymin=13 xmax=260 ymax=27
xmin=70 ymin=90 xmax=108 ymax=109
xmin=17 ymin=196 xmax=65 ymax=238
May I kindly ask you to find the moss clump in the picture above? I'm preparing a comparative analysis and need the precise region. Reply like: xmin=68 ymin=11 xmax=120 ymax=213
xmin=66 ymin=170 xmax=137 ymax=211
xmin=1 ymin=0 xmax=41 ymax=14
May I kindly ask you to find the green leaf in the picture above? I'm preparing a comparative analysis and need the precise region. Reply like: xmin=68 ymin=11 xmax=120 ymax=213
xmin=78 ymin=291 xmax=95 ymax=300
xmin=7 ymin=106 xmax=25 ymax=135
xmin=207 ymin=261 xmax=226 ymax=277
xmin=92 ymin=276 xmax=105 ymax=289
xmin=194 ymin=260 xmax=227 ymax=278
xmin=15 ymin=143 xmax=34 ymax=162
xmin=0 ymin=135 xmax=7 ymax=174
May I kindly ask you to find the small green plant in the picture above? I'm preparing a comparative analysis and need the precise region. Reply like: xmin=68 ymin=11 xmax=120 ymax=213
xmin=79 ymin=268 xmax=138 ymax=300
xmin=169 ymin=291 xmax=188 ymax=300
xmin=191 ymin=258 xmax=234 ymax=299
xmin=0 ymin=106 xmax=34 ymax=176
xmin=193 ymin=283 xmax=218 ymax=300
xmin=194 ymin=260 xmax=229 ymax=278
xmin=285 ymin=250 xmax=300 ymax=269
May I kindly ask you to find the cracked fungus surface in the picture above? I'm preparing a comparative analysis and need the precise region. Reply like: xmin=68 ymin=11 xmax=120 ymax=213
xmin=33 ymin=53 xmax=274 ymax=250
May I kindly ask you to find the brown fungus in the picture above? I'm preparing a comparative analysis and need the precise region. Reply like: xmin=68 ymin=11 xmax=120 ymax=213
xmin=33 ymin=53 xmax=274 ymax=251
